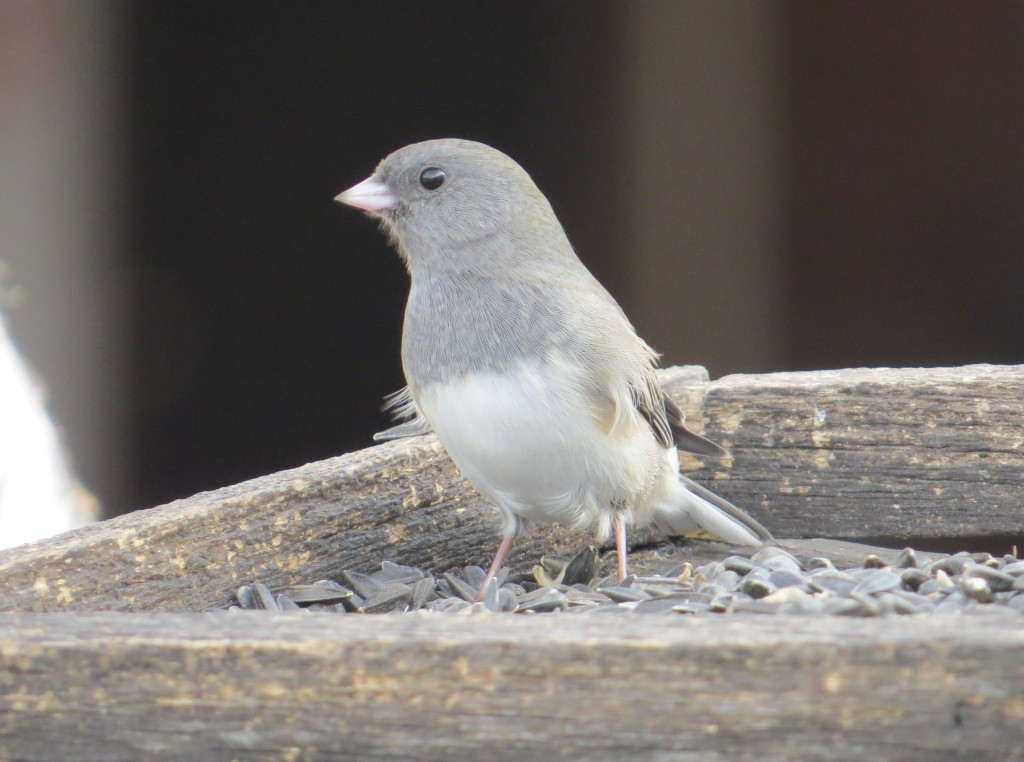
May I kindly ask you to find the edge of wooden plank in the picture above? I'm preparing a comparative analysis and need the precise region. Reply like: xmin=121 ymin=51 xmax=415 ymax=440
xmin=0 ymin=613 xmax=1021 ymax=761
xmin=0 ymin=364 xmax=1020 ymax=613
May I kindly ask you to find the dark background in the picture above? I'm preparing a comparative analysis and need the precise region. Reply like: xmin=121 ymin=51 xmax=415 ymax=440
xmin=4 ymin=2 xmax=1022 ymax=519
xmin=123 ymin=2 xmax=629 ymax=514
xmin=124 ymin=2 xmax=1024 ymax=515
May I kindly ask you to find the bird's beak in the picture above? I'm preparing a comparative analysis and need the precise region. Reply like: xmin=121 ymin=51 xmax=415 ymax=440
xmin=334 ymin=175 xmax=398 ymax=212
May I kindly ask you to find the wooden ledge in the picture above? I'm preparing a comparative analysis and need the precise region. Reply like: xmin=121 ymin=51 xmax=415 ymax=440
xmin=0 ymin=364 xmax=1020 ymax=613
xmin=0 ymin=613 xmax=1021 ymax=761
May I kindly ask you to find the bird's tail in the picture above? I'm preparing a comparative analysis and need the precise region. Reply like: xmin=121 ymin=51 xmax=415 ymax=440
xmin=651 ymin=474 xmax=773 ymax=546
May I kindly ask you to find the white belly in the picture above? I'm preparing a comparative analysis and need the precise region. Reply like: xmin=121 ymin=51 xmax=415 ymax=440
xmin=414 ymin=361 xmax=664 ymax=534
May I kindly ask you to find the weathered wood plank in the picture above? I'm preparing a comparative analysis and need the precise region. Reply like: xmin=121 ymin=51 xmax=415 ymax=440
xmin=0 ymin=364 xmax=1019 ymax=614
xmin=0 ymin=433 xmax=525 ymax=613
xmin=684 ymin=364 xmax=1024 ymax=541
xmin=0 ymin=613 xmax=1020 ymax=762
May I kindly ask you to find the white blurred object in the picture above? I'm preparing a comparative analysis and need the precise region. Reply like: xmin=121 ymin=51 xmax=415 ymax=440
xmin=0 ymin=1 xmax=130 ymax=522
xmin=0 ymin=307 xmax=97 ymax=549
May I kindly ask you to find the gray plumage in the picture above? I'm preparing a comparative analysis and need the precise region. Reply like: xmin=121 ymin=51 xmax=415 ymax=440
xmin=338 ymin=139 xmax=771 ymax=590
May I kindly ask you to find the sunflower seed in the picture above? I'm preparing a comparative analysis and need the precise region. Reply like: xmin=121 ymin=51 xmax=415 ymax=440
xmin=236 ymin=585 xmax=255 ymax=609
xmin=852 ymin=569 xmax=902 ymax=595
xmin=410 ymin=575 xmax=435 ymax=611
xmin=221 ymin=541 xmax=1020 ymax=619
xmin=464 ymin=565 xmax=487 ymax=588
xmin=276 ymin=584 xmax=352 ymax=606
xmin=596 ymin=586 xmax=651 ymax=603
xmin=516 ymin=587 xmax=568 ymax=613
xmin=751 ymin=547 xmax=803 ymax=574
xmin=372 ymin=561 xmax=424 ymax=585
xmin=562 ymin=545 xmax=600 ymax=586
xmin=722 ymin=556 xmax=757 ymax=575
xmin=963 ymin=566 xmax=1016 ymax=593
xmin=894 ymin=547 xmax=918 ymax=568
xmin=443 ymin=572 xmax=481 ymax=603
xmin=252 ymin=583 xmax=279 ymax=611
xmin=276 ymin=594 xmax=302 ymax=611
xmin=341 ymin=570 xmax=383 ymax=599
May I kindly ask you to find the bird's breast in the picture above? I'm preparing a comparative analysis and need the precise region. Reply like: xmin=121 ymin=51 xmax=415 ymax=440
xmin=401 ymin=276 xmax=568 ymax=386
xmin=413 ymin=357 xmax=665 ymax=526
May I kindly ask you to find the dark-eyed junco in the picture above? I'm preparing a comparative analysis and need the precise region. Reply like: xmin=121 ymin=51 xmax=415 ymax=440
xmin=337 ymin=139 xmax=771 ymax=600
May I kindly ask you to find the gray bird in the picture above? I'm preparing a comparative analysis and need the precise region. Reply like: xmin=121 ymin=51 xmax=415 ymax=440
xmin=336 ymin=139 xmax=771 ymax=600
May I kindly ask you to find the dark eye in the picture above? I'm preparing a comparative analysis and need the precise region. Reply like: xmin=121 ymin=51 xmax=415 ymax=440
xmin=419 ymin=167 xmax=446 ymax=190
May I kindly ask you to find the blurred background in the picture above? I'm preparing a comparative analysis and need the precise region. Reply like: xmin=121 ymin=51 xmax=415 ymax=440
xmin=1 ymin=1 xmax=1022 ymax=527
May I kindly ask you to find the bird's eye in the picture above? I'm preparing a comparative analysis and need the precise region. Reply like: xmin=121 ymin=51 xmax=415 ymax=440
xmin=419 ymin=167 xmax=446 ymax=190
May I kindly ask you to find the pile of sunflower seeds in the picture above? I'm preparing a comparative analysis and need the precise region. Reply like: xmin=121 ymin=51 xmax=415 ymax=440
xmin=226 ymin=544 xmax=1024 ymax=617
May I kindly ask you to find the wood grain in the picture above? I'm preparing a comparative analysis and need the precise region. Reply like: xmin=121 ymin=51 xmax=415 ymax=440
xmin=0 ymin=364 xmax=1019 ymax=614
xmin=0 ymin=613 xmax=1020 ymax=762
xmin=683 ymin=364 xmax=1024 ymax=540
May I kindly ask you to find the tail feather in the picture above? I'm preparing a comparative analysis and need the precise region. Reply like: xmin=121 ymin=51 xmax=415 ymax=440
xmin=653 ymin=475 xmax=773 ymax=546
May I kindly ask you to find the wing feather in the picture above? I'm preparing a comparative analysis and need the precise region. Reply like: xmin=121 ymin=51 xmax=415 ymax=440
xmin=631 ymin=377 xmax=727 ymax=457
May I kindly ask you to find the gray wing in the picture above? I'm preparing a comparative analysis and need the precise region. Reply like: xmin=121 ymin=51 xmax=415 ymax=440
xmin=632 ymin=377 xmax=727 ymax=457
xmin=576 ymin=278 xmax=727 ymax=458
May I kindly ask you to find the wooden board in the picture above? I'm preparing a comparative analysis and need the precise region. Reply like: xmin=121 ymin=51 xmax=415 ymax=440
xmin=0 ymin=613 xmax=1021 ymax=762
xmin=680 ymin=364 xmax=1024 ymax=541
xmin=0 ymin=364 xmax=1019 ymax=614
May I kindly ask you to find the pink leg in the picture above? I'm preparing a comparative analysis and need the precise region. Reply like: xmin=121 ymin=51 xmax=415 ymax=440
xmin=474 ymin=531 xmax=516 ymax=603
xmin=614 ymin=516 xmax=629 ymax=581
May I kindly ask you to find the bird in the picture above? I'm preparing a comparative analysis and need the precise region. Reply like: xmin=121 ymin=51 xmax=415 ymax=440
xmin=336 ymin=138 xmax=772 ymax=601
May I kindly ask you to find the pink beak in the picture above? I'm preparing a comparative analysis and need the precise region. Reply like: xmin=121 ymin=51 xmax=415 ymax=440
xmin=334 ymin=175 xmax=398 ymax=212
